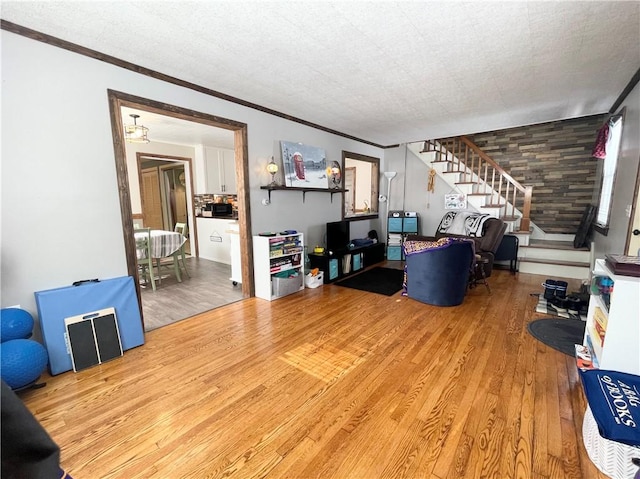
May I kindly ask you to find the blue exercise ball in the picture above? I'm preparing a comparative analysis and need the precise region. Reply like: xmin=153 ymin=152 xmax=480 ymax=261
xmin=1 ymin=308 xmax=34 ymax=342
xmin=0 ymin=339 xmax=48 ymax=390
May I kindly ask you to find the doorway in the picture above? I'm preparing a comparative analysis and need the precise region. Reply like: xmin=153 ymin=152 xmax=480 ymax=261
xmin=138 ymin=155 xmax=192 ymax=255
xmin=108 ymin=89 xmax=254 ymax=331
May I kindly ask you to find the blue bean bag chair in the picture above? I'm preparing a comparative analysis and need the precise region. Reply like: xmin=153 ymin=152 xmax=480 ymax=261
xmin=403 ymin=237 xmax=475 ymax=306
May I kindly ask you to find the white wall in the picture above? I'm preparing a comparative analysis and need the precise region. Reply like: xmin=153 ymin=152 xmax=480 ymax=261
xmin=0 ymin=31 xmax=384 ymax=332
xmin=381 ymin=145 xmax=449 ymax=238
xmin=593 ymin=81 xmax=640 ymax=259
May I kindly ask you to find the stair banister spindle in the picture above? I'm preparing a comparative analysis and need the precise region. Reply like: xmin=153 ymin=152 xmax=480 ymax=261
xmin=483 ymin=163 xmax=488 ymax=194
xmin=428 ymin=136 xmax=533 ymax=233
xmin=490 ymin=169 xmax=496 ymax=206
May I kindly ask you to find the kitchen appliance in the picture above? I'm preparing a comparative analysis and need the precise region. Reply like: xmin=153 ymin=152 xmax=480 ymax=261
xmin=205 ymin=202 xmax=233 ymax=217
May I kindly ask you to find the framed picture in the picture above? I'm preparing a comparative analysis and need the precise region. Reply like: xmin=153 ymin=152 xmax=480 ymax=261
xmin=280 ymin=141 xmax=329 ymax=188
xmin=445 ymin=193 xmax=467 ymax=210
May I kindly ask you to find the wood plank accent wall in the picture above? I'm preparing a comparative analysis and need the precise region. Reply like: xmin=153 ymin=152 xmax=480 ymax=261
xmin=467 ymin=114 xmax=605 ymax=234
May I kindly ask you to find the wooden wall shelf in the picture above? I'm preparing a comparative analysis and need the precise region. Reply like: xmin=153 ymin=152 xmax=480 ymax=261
xmin=260 ymin=185 xmax=347 ymax=203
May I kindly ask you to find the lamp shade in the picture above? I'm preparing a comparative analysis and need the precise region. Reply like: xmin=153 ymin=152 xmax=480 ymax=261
xmin=266 ymin=157 xmax=278 ymax=174
xmin=124 ymin=114 xmax=150 ymax=143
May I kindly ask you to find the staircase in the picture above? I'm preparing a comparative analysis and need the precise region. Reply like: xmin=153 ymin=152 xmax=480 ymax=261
xmin=408 ymin=138 xmax=592 ymax=280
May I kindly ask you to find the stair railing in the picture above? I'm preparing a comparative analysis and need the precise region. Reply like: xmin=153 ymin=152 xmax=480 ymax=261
xmin=422 ymin=136 xmax=532 ymax=232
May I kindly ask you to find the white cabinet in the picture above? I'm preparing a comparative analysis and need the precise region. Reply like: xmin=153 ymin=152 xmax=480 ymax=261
xmin=228 ymin=221 xmax=242 ymax=285
xmin=196 ymin=218 xmax=232 ymax=264
xmin=583 ymin=259 xmax=640 ymax=375
xmin=205 ymin=147 xmax=236 ymax=194
xmin=253 ymin=233 xmax=304 ymax=301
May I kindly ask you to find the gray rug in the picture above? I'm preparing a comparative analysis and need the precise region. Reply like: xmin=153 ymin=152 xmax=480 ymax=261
xmin=527 ymin=318 xmax=585 ymax=356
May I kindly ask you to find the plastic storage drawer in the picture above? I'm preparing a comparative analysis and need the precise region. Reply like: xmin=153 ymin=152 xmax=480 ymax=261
xmin=403 ymin=217 xmax=418 ymax=233
xmin=387 ymin=245 xmax=403 ymax=260
xmin=388 ymin=218 xmax=403 ymax=233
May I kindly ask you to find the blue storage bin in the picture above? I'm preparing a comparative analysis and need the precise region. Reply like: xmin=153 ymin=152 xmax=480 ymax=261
xmin=353 ymin=253 xmax=362 ymax=271
xmin=387 ymin=246 xmax=403 ymax=260
xmin=388 ymin=218 xmax=403 ymax=233
xmin=329 ymin=258 xmax=339 ymax=280
xmin=403 ymin=217 xmax=418 ymax=233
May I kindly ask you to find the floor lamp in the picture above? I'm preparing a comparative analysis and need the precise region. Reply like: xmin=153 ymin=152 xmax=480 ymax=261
xmin=383 ymin=171 xmax=397 ymax=238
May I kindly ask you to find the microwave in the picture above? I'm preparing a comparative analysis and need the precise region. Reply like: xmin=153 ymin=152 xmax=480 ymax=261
xmin=205 ymin=203 xmax=233 ymax=216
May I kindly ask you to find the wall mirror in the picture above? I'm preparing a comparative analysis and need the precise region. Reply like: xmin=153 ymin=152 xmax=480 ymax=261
xmin=342 ymin=151 xmax=380 ymax=220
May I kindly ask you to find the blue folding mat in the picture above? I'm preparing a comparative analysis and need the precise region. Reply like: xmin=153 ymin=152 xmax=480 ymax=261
xmin=35 ymin=276 xmax=144 ymax=375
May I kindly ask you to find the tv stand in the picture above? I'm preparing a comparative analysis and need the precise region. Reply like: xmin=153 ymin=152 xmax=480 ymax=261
xmin=308 ymin=242 xmax=385 ymax=284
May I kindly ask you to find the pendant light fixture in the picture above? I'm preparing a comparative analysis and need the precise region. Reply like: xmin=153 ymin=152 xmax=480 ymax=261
xmin=124 ymin=114 xmax=150 ymax=143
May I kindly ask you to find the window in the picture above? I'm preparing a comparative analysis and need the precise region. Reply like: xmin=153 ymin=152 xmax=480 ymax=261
xmin=595 ymin=114 xmax=624 ymax=234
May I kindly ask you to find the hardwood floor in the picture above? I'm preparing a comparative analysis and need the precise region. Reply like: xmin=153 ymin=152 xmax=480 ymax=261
xmin=19 ymin=267 xmax=609 ymax=478
xmin=141 ymin=257 xmax=244 ymax=331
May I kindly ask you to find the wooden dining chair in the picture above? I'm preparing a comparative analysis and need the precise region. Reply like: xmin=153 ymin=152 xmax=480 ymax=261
xmin=174 ymin=222 xmax=190 ymax=278
xmin=134 ymin=228 xmax=158 ymax=291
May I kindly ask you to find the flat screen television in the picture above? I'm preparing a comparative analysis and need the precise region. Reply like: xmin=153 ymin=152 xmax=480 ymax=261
xmin=326 ymin=220 xmax=350 ymax=253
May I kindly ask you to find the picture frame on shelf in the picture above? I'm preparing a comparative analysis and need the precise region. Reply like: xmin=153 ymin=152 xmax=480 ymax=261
xmin=280 ymin=141 xmax=329 ymax=189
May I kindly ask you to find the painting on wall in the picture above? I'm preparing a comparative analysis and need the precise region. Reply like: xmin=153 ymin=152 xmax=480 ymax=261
xmin=444 ymin=193 xmax=467 ymax=210
xmin=280 ymin=141 xmax=329 ymax=188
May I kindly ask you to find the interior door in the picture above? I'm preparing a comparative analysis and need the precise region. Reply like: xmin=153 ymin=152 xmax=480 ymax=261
xmin=344 ymin=167 xmax=356 ymax=217
xmin=141 ymin=168 xmax=163 ymax=230
xmin=626 ymin=159 xmax=640 ymax=255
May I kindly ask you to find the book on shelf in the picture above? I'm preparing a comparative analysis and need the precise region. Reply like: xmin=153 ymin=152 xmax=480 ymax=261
xmin=575 ymin=344 xmax=597 ymax=371
xmin=584 ymin=335 xmax=601 ymax=369
xmin=342 ymin=254 xmax=351 ymax=274
xmin=593 ymin=306 xmax=608 ymax=330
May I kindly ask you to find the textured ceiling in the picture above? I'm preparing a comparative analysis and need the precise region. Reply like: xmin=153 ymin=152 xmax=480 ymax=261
xmin=2 ymin=1 xmax=639 ymax=147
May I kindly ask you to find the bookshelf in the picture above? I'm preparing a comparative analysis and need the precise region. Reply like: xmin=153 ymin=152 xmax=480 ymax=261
xmin=582 ymin=259 xmax=640 ymax=375
xmin=253 ymin=233 xmax=304 ymax=301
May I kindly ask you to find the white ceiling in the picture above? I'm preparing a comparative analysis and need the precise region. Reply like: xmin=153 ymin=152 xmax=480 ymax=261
xmin=2 ymin=1 xmax=639 ymax=147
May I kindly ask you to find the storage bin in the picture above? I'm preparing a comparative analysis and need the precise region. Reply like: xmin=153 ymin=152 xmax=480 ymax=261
xmin=272 ymin=274 xmax=303 ymax=297
xmin=305 ymin=272 xmax=324 ymax=288
xmin=387 ymin=245 xmax=403 ymax=260
xmin=403 ymin=217 xmax=418 ymax=233
xmin=329 ymin=258 xmax=339 ymax=280
xmin=388 ymin=217 xmax=403 ymax=233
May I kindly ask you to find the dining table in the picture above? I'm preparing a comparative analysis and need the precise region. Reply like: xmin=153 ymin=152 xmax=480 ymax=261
xmin=134 ymin=229 xmax=186 ymax=283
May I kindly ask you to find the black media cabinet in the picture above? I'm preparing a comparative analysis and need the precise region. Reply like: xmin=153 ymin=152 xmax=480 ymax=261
xmin=308 ymin=242 xmax=385 ymax=284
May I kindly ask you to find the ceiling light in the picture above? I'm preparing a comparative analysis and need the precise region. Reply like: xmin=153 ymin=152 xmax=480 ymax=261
xmin=124 ymin=114 xmax=150 ymax=143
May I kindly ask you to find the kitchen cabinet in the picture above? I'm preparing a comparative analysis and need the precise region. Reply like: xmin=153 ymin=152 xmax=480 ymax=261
xmin=196 ymin=217 xmax=234 ymax=264
xmin=205 ymin=147 xmax=236 ymax=194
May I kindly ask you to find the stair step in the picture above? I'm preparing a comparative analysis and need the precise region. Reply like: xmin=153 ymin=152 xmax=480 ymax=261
xmin=528 ymin=239 xmax=589 ymax=251
xmin=501 ymin=215 xmax=520 ymax=222
xmin=468 ymin=193 xmax=490 ymax=197
xmin=482 ymin=204 xmax=505 ymax=208
xmin=517 ymin=259 xmax=590 ymax=280
xmin=519 ymin=257 xmax=589 ymax=268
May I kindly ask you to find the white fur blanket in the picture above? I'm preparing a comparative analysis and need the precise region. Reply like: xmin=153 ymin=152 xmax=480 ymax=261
xmin=437 ymin=212 xmax=490 ymax=237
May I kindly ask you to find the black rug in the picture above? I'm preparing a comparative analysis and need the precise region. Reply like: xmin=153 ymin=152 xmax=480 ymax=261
xmin=527 ymin=318 xmax=585 ymax=356
xmin=334 ymin=267 xmax=404 ymax=296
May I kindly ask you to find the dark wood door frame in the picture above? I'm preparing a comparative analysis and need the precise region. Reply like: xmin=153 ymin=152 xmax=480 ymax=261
xmin=107 ymin=90 xmax=254 ymax=326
